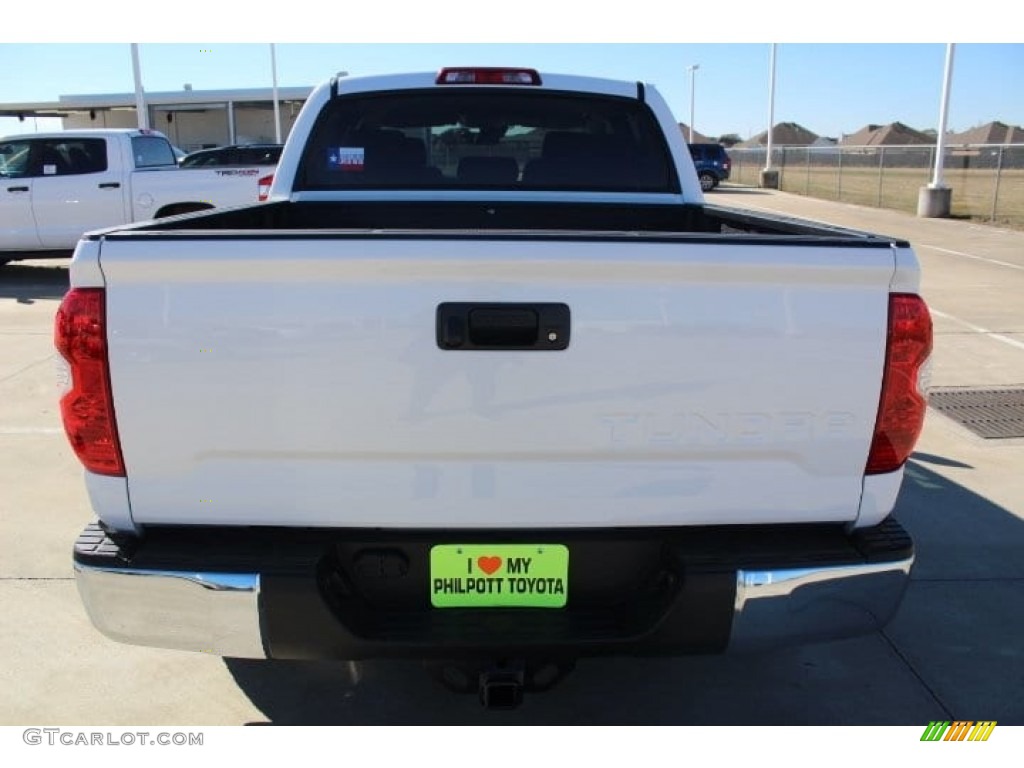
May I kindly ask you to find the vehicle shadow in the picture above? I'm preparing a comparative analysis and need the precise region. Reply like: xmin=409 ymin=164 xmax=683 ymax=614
xmin=907 ymin=451 xmax=973 ymax=469
xmin=0 ymin=262 xmax=69 ymax=304
xmin=224 ymin=457 xmax=1024 ymax=724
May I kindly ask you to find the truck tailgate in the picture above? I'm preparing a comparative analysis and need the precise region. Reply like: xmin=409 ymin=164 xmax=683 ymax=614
xmin=98 ymin=235 xmax=893 ymax=528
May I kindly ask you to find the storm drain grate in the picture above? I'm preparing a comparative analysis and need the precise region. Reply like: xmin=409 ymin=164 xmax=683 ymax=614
xmin=928 ymin=387 xmax=1024 ymax=439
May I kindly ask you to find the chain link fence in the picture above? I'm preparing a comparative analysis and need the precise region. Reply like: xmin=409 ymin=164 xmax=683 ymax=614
xmin=727 ymin=145 xmax=1024 ymax=227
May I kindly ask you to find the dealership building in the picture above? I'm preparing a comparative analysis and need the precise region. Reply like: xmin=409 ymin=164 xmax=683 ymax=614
xmin=0 ymin=86 xmax=314 ymax=150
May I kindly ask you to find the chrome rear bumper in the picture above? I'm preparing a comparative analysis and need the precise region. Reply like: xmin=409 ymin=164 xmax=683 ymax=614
xmin=74 ymin=564 xmax=266 ymax=658
xmin=729 ymin=557 xmax=913 ymax=652
xmin=73 ymin=521 xmax=912 ymax=658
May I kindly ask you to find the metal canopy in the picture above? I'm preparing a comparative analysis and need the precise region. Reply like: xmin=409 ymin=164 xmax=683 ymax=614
xmin=0 ymin=86 xmax=313 ymax=119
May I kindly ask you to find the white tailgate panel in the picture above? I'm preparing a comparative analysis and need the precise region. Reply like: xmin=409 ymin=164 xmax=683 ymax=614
xmin=99 ymin=237 xmax=893 ymax=528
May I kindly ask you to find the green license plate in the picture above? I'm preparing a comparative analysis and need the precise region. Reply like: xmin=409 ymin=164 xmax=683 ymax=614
xmin=430 ymin=544 xmax=569 ymax=608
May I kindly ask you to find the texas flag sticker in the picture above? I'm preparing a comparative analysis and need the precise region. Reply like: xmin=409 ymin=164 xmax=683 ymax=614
xmin=328 ymin=147 xmax=365 ymax=172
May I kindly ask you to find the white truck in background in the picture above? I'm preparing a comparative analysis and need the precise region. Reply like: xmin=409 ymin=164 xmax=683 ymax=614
xmin=0 ymin=128 xmax=270 ymax=265
xmin=61 ymin=68 xmax=932 ymax=708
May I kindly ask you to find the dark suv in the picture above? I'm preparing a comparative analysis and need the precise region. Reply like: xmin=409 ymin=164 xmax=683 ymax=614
xmin=687 ymin=143 xmax=731 ymax=192
xmin=179 ymin=144 xmax=283 ymax=168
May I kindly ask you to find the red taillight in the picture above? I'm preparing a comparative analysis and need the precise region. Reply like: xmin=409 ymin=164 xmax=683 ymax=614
xmin=54 ymin=288 xmax=125 ymax=476
xmin=436 ymin=67 xmax=542 ymax=86
xmin=865 ymin=294 xmax=932 ymax=474
xmin=258 ymin=173 xmax=274 ymax=201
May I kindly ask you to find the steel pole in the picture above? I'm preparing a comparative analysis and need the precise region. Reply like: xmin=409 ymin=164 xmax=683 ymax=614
xmin=837 ymin=147 xmax=843 ymax=200
xmin=931 ymin=44 xmax=955 ymax=188
xmin=990 ymin=145 xmax=1005 ymax=221
xmin=765 ymin=44 xmax=776 ymax=170
xmin=877 ymin=147 xmax=885 ymax=207
xmin=130 ymin=44 xmax=149 ymax=130
xmin=687 ymin=64 xmax=699 ymax=143
xmin=271 ymin=44 xmax=282 ymax=144
xmin=689 ymin=69 xmax=694 ymax=143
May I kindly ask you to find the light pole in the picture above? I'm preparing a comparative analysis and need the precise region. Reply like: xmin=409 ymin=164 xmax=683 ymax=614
xmin=130 ymin=44 xmax=149 ymax=130
xmin=918 ymin=44 xmax=956 ymax=217
xmin=686 ymin=64 xmax=700 ymax=143
xmin=270 ymin=44 xmax=282 ymax=144
xmin=760 ymin=43 xmax=778 ymax=189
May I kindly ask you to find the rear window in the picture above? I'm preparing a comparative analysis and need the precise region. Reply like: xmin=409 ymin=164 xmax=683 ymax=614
xmin=131 ymin=136 xmax=177 ymax=168
xmin=297 ymin=89 xmax=677 ymax=193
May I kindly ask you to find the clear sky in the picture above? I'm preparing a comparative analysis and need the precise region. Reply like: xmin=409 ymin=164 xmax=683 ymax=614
xmin=2 ymin=15 xmax=1021 ymax=142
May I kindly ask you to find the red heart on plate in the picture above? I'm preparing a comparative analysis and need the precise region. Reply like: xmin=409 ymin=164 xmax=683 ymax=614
xmin=477 ymin=556 xmax=502 ymax=575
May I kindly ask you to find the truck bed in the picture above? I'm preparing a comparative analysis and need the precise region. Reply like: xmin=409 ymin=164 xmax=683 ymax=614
xmin=108 ymin=200 xmax=907 ymax=245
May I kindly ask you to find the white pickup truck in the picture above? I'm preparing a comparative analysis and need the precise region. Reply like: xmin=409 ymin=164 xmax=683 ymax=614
xmin=62 ymin=68 xmax=931 ymax=707
xmin=0 ymin=128 xmax=269 ymax=265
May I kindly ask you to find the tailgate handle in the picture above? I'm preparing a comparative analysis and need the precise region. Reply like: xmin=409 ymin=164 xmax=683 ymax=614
xmin=437 ymin=303 xmax=570 ymax=350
